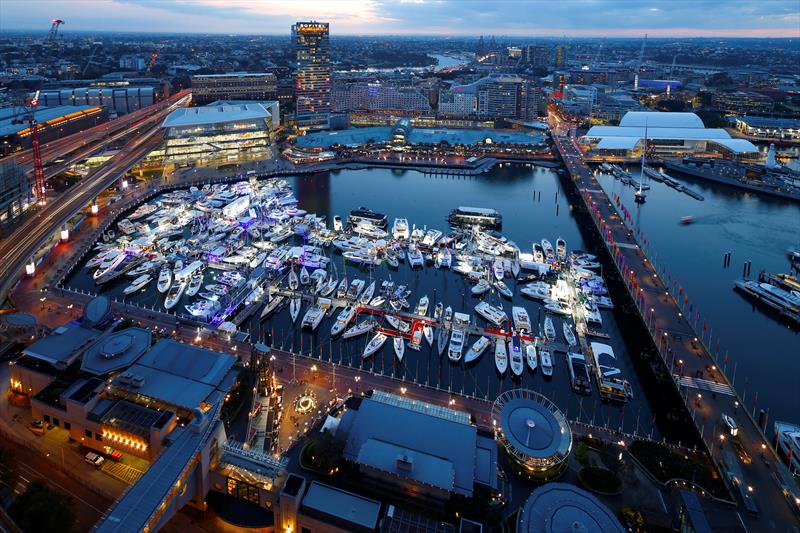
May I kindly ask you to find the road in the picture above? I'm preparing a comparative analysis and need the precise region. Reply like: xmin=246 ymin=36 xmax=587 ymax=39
xmin=553 ymin=131 xmax=799 ymax=530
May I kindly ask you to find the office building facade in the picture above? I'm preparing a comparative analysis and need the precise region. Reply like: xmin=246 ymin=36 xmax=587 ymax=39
xmin=191 ymin=72 xmax=278 ymax=105
xmin=332 ymin=82 xmax=431 ymax=113
xmin=292 ymin=21 xmax=331 ymax=131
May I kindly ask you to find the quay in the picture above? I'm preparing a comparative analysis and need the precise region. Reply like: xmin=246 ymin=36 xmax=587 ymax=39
xmin=554 ymin=133 xmax=799 ymax=527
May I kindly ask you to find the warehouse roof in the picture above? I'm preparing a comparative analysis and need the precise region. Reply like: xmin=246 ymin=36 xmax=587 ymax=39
xmin=23 ymin=323 xmax=99 ymax=367
xmin=301 ymin=482 xmax=381 ymax=531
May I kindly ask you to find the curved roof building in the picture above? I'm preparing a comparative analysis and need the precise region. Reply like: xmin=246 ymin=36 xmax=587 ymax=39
xmin=492 ymin=389 xmax=571 ymax=478
xmin=518 ymin=482 xmax=626 ymax=533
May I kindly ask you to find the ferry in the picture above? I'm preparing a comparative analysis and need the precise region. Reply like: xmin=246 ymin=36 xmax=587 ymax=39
xmin=508 ymin=336 xmax=524 ymax=377
xmin=540 ymin=350 xmax=553 ymax=378
xmin=392 ymin=218 xmax=410 ymax=240
xmin=393 ymin=337 xmax=405 ymax=362
xmin=494 ymin=339 xmax=508 ymax=374
xmin=123 ymin=274 xmax=151 ymax=295
xmin=448 ymin=329 xmax=465 ymax=362
xmin=343 ymin=319 xmax=377 ymax=339
xmin=465 ymin=336 xmax=489 ymax=364
xmin=512 ymin=306 xmax=532 ymax=332
xmin=331 ymin=306 xmax=356 ymax=336
xmin=567 ymin=352 xmax=592 ymax=395
xmin=448 ymin=206 xmax=502 ymax=229
xmin=525 ymin=342 xmax=537 ymax=372
xmin=475 ymin=301 xmax=507 ymax=326
xmin=363 ymin=332 xmax=388 ymax=358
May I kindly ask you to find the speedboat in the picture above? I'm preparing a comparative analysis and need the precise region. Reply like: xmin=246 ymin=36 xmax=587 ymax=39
xmin=415 ymin=295 xmax=429 ymax=316
xmin=289 ymin=297 xmax=301 ymax=323
xmin=386 ymin=315 xmax=410 ymax=333
xmin=393 ymin=337 xmax=405 ymax=361
xmin=556 ymin=238 xmax=567 ymax=260
xmin=521 ymin=285 xmax=549 ymax=300
xmin=260 ymin=295 xmax=285 ymax=319
xmin=532 ymin=243 xmax=544 ymax=263
xmin=541 ymin=239 xmax=554 ymax=260
xmin=492 ymin=258 xmax=505 ymax=281
xmin=508 ymin=336 xmax=524 ymax=377
xmin=448 ymin=329 xmax=465 ymax=362
xmin=465 ymin=336 xmax=489 ymax=364
xmin=525 ymin=342 xmax=537 ymax=372
xmin=359 ymin=281 xmax=376 ymax=306
xmin=392 ymin=218 xmax=410 ymax=240
xmin=471 ymin=279 xmax=491 ymax=295
xmin=288 ymin=269 xmax=299 ymax=291
xmin=300 ymin=267 xmax=310 ymax=285
xmin=343 ymin=319 xmax=377 ymax=339
xmin=185 ymin=270 xmax=203 ymax=297
xmin=369 ymin=296 xmax=386 ymax=307
xmin=363 ymin=332 xmax=388 ymax=358
xmin=123 ymin=274 xmax=151 ymax=295
xmin=494 ymin=339 xmax=508 ymax=374
xmin=184 ymin=300 xmax=220 ymax=320
xmin=512 ymin=306 xmax=532 ymax=332
xmin=475 ymin=301 xmax=507 ymax=326
xmin=563 ymin=322 xmax=577 ymax=346
xmin=331 ymin=306 xmax=356 ymax=336
xmin=544 ymin=316 xmax=556 ymax=340
xmin=495 ymin=280 xmax=513 ymax=299
xmin=164 ymin=278 xmax=187 ymax=310
xmin=540 ymin=350 xmax=553 ymax=378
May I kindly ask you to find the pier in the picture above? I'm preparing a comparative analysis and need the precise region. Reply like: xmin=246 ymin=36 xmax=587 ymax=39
xmin=555 ymin=133 xmax=798 ymax=525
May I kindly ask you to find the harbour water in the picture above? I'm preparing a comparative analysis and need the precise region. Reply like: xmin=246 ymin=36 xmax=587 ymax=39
xmin=595 ymin=165 xmax=800 ymax=431
xmin=65 ymin=165 xmax=660 ymax=438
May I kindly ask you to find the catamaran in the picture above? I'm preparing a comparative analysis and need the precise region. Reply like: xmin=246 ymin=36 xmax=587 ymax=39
xmin=475 ymin=301 xmax=507 ymax=326
xmin=301 ymin=304 xmax=326 ymax=330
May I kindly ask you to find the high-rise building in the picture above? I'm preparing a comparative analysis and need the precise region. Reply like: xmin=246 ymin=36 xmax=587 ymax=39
xmin=191 ymin=73 xmax=278 ymax=105
xmin=523 ymin=45 xmax=552 ymax=68
xmin=292 ymin=21 xmax=331 ymax=131
xmin=332 ymin=82 xmax=431 ymax=113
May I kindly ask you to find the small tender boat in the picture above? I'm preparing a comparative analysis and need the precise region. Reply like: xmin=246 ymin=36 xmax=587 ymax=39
xmin=386 ymin=315 xmax=410 ymax=333
xmin=494 ymin=339 xmax=508 ymax=374
xmin=495 ymin=280 xmax=513 ymax=299
xmin=680 ymin=215 xmax=694 ymax=225
xmin=123 ymin=274 xmax=151 ymax=295
xmin=508 ymin=336 xmax=524 ymax=377
xmin=363 ymin=332 xmax=388 ymax=358
xmin=544 ymin=316 xmax=556 ymax=340
xmin=448 ymin=329 xmax=465 ymax=362
xmin=289 ymin=297 xmax=301 ymax=323
xmin=563 ymin=322 xmax=577 ymax=346
xmin=525 ymin=342 xmax=537 ymax=372
xmin=343 ymin=318 xmax=378 ymax=339
xmin=393 ymin=336 xmax=405 ymax=361
xmin=465 ymin=336 xmax=489 ymax=364
xmin=540 ymin=350 xmax=553 ymax=378
xmin=471 ymin=278 xmax=491 ymax=295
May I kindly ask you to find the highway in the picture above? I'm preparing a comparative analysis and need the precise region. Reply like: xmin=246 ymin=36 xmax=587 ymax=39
xmin=553 ymin=129 xmax=800 ymax=530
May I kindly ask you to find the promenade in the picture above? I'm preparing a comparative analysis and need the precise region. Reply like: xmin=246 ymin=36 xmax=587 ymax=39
xmin=553 ymin=133 xmax=799 ymax=530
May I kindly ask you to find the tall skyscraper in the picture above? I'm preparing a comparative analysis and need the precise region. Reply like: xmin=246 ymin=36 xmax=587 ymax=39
xmin=292 ymin=21 xmax=331 ymax=131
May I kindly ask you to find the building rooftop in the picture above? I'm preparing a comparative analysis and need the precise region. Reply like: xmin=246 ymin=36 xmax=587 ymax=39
xmin=301 ymin=481 xmax=381 ymax=531
xmin=81 ymin=327 xmax=151 ymax=376
xmin=111 ymin=339 xmax=237 ymax=410
xmin=517 ymin=482 xmax=626 ymax=533
xmin=22 ymin=323 xmax=99 ymax=368
xmin=341 ymin=391 xmax=495 ymax=497
xmin=294 ymin=126 xmax=544 ymax=149
xmin=0 ymin=105 xmax=102 ymax=137
xmin=736 ymin=116 xmax=800 ymax=129
xmin=619 ymin=111 xmax=705 ymax=129
xmin=161 ymin=102 xmax=276 ymax=129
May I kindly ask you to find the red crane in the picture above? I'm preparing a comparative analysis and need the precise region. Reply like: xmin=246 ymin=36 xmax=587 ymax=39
xmin=48 ymin=19 xmax=64 ymax=40
xmin=25 ymin=91 xmax=46 ymax=205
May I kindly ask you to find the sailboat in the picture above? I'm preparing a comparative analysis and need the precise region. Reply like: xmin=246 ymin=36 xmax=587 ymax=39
xmin=635 ymin=122 xmax=648 ymax=204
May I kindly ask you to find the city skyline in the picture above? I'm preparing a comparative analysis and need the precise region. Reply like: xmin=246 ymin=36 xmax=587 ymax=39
xmin=1 ymin=0 xmax=799 ymax=37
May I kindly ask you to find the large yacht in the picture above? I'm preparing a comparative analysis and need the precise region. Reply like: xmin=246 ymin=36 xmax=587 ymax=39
xmin=774 ymin=420 xmax=800 ymax=474
xmin=392 ymin=218 xmax=410 ymax=240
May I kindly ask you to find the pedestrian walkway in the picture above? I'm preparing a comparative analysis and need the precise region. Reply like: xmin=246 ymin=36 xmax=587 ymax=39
xmin=101 ymin=461 xmax=144 ymax=485
xmin=673 ymin=375 xmax=734 ymax=396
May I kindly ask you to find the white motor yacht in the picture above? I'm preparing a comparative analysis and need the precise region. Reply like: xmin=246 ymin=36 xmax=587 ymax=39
xmin=186 ymin=270 xmax=204 ymax=297
xmin=494 ymin=339 xmax=508 ymax=374
xmin=465 ymin=336 xmax=489 ymax=364
xmin=540 ymin=350 xmax=553 ymax=378
xmin=556 ymin=238 xmax=567 ymax=260
xmin=508 ymin=336 xmax=524 ymax=377
xmin=123 ymin=275 xmax=151 ymax=295
xmin=495 ymin=280 xmax=513 ymax=299
xmin=512 ymin=306 xmax=532 ymax=332
xmin=392 ymin=218 xmax=410 ymax=240
xmin=471 ymin=279 xmax=491 ymax=295
xmin=525 ymin=342 xmax=538 ymax=372
xmin=164 ymin=278 xmax=187 ymax=310
xmin=448 ymin=329 xmax=465 ymax=362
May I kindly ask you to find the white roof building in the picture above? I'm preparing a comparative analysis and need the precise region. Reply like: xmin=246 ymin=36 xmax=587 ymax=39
xmin=582 ymin=111 xmax=758 ymax=156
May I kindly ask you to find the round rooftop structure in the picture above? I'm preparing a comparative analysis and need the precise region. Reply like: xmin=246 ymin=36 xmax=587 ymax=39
xmin=82 ymin=295 xmax=112 ymax=327
xmin=0 ymin=312 xmax=39 ymax=338
xmin=517 ymin=482 xmax=626 ymax=533
xmin=492 ymin=389 xmax=572 ymax=477
xmin=100 ymin=333 xmax=133 ymax=359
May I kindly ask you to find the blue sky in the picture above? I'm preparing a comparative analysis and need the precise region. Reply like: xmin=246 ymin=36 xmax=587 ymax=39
xmin=1 ymin=0 xmax=798 ymax=36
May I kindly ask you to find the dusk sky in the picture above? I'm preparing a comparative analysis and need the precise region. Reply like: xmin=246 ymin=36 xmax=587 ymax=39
xmin=1 ymin=0 xmax=799 ymax=37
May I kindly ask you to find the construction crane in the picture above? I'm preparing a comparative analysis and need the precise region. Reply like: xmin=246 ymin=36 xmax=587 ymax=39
xmin=48 ymin=19 xmax=64 ymax=40
xmin=633 ymin=33 xmax=647 ymax=91
xmin=24 ymin=91 xmax=46 ymax=205
xmin=591 ymin=37 xmax=606 ymax=68
xmin=146 ymin=48 xmax=160 ymax=73
xmin=666 ymin=54 xmax=678 ymax=95
xmin=82 ymin=42 xmax=101 ymax=76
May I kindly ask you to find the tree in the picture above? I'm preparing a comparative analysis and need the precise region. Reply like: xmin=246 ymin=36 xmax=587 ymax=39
xmin=0 ymin=447 xmax=17 ymax=490
xmin=10 ymin=480 xmax=76 ymax=533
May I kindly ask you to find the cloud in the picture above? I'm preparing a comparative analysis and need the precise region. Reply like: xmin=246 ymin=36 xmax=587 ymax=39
xmin=0 ymin=0 xmax=798 ymax=36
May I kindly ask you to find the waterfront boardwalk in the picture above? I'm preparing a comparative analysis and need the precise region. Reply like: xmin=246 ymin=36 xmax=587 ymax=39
xmin=554 ymin=133 xmax=799 ymax=530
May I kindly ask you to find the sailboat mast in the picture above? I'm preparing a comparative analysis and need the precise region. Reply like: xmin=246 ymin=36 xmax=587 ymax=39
xmin=639 ymin=121 xmax=648 ymax=195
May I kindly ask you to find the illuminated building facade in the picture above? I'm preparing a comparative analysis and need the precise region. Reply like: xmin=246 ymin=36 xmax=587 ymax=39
xmin=191 ymin=72 xmax=278 ymax=105
xmin=292 ymin=21 xmax=331 ymax=131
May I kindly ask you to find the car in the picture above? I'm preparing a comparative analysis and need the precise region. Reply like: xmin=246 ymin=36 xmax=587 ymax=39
xmin=28 ymin=419 xmax=46 ymax=435
xmin=103 ymin=446 xmax=123 ymax=462
xmin=721 ymin=412 xmax=739 ymax=437
xmin=733 ymin=440 xmax=752 ymax=464
xmin=84 ymin=452 xmax=105 ymax=468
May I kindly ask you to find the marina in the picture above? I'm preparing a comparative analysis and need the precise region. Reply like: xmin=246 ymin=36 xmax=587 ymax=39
xmin=63 ymin=165 xmax=659 ymax=438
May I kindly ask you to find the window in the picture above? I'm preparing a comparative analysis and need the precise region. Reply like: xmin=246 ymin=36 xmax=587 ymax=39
xmin=53 ymin=418 xmax=59 ymax=427
xmin=301 ymin=528 xmax=311 ymax=533
xmin=85 ymin=429 xmax=92 ymax=438
xmin=43 ymin=414 xmax=50 ymax=423
xmin=64 ymin=422 xmax=71 ymax=430
xmin=95 ymin=433 xmax=102 ymax=441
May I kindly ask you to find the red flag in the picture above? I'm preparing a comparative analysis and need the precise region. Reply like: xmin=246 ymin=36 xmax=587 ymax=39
xmin=703 ymin=321 xmax=707 ymax=332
